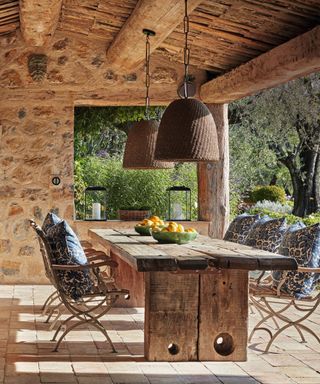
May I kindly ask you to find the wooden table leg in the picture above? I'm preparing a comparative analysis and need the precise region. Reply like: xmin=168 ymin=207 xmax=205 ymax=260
xmin=110 ymin=250 xmax=145 ymax=307
xmin=144 ymin=271 xmax=200 ymax=361
xmin=198 ymin=270 xmax=248 ymax=361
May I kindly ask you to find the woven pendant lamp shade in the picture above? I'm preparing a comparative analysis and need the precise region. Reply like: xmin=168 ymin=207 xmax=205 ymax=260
xmin=123 ymin=120 xmax=174 ymax=169
xmin=155 ymin=98 xmax=220 ymax=162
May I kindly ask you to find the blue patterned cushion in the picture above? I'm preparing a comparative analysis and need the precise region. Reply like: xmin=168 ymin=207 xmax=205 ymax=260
xmin=272 ymin=223 xmax=320 ymax=299
xmin=224 ymin=214 xmax=260 ymax=244
xmin=46 ymin=221 xmax=92 ymax=300
xmin=244 ymin=216 xmax=287 ymax=253
xmin=42 ymin=212 xmax=62 ymax=233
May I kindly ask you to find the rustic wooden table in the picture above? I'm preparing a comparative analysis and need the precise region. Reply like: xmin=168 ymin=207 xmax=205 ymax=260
xmin=89 ymin=228 xmax=297 ymax=362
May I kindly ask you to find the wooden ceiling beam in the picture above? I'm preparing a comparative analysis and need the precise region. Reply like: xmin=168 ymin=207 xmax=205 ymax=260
xmin=105 ymin=0 xmax=202 ymax=72
xmin=19 ymin=0 xmax=62 ymax=46
xmin=200 ymin=25 xmax=320 ymax=104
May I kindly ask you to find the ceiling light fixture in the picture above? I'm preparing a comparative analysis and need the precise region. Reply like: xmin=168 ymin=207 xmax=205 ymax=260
xmin=123 ymin=29 xmax=174 ymax=169
xmin=154 ymin=0 xmax=220 ymax=162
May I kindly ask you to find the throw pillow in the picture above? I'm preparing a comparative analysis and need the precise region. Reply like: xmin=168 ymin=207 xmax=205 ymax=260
xmin=46 ymin=220 xmax=92 ymax=300
xmin=42 ymin=212 xmax=62 ymax=233
xmin=244 ymin=216 xmax=287 ymax=253
xmin=224 ymin=213 xmax=260 ymax=244
xmin=272 ymin=223 xmax=320 ymax=299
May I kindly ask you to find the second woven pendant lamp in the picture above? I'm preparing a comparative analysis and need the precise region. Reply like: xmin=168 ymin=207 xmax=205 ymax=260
xmin=155 ymin=0 xmax=219 ymax=163
xmin=123 ymin=30 xmax=173 ymax=170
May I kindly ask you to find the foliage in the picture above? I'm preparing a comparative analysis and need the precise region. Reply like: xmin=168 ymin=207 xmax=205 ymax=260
xmin=74 ymin=106 xmax=165 ymax=160
xmin=252 ymin=200 xmax=292 ymax=214
xmin=250 ymin=185 xmax=286 ymax=204
xmin=247 ymin=206 xmax=320 ymax=226
xmin=230 ymin=73 xmax=320 ymax=216
xmin=74 ymin=157 xmax=198 ymax=220
xmin=229 ymin=116 xmax=291 ymax=196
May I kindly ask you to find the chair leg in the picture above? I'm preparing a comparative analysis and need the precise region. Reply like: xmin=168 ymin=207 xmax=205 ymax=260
xmin=250 ymin=295 xmax=320 ymax=352
xmin=53 ymin=317 xmax=88 ymax=352
xmin=45 ymin=301 xmax=63 ymax=323
xmin=42 ymin=291 xmax=60 ymax=315
xmin=52 ymin=311 xmax=116 ymax=353
xmin=49 ymin=309 xmax=63 ymax=331
xmin=51 ymin=312 xmax=77 ymax=341
xmin=52 ymin=296 xmax=119 ymax=352
xmin=296 ymin=323 xmax=320 ymax=344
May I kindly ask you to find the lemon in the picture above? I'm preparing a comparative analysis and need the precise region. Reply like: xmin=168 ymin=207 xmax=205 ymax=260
xmin=177 ymin=224 xmax=185 ymax=233
xmin=141 ymin=219 xmax=153 ymax=226
xmin=150 ymin=215 xmax=160 ymax=223
xmin=167 ymin=224 xmax=178 ymax=232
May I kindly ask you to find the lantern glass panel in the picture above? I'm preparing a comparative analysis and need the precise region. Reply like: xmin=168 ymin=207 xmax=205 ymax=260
xmin=84 ymin=186 xmax=107 ymax=221
xmin=167 ymin=186 xmax=191 ymax=221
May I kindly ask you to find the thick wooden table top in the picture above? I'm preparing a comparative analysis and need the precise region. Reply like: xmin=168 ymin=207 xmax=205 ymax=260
xmin=89 ymin=228 xmax=298 ymax=273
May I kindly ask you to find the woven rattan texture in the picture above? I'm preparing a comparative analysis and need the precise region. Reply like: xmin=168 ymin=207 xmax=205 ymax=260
xmin=123 ymin=120 xmax=173 ymax=169
xmin=155 ymin=99 xmax=219 ymax=162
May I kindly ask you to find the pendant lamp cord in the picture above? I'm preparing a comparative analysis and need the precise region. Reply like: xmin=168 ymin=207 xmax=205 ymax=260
xmin=145 ymin=32 xmax=151 ymax=119
xmin=183 ymin=0 xmax=190 ymax=99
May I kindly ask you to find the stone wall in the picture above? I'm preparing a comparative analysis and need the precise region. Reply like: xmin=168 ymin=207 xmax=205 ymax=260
xmin=0 ymin=29 xmax=207 ymax=283
xmin=0 ymin=96 xmax=74 ymax=283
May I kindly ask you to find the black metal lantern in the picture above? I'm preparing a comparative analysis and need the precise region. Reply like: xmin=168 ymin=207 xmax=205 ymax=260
xmin=166 ymin=186 xmax=191 ymax=221
xmin=84 ymin=186 xmax=107 ymax=221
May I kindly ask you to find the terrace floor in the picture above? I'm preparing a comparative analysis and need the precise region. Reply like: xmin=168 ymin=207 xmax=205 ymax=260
xmin=0 ymin=285 xmax=319 ymax=384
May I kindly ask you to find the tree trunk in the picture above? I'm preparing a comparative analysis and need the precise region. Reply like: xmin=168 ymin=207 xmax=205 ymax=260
xmin=278 ymin=149 xmax=320 ymax=217
xmin=312 ymin=153 xmax=320 ymax=212
xmin=269 ymin=174 xmax=278 ymax=185
xmin=291 ymin=150 xmax=319 ymax=217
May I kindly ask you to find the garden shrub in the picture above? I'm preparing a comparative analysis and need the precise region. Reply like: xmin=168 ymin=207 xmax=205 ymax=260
xmin=252 ymin=200 xmax=292 ymax=214
xmin=247 ymin=207 xmax=320 ymax=226
xmin=250 ymin=185 xmax=286 ymax=204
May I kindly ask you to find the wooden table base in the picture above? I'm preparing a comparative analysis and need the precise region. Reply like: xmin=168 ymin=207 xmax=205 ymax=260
xmin=144 ymin=270 xmax=248 ymax=361
xmin=89 ymin=229 xmax=290 ymax=362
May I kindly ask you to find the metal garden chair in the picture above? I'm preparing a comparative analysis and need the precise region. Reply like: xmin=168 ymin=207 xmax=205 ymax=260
xmin=249 ymin=267 xmax=320 ymax=352
xmin=30 ymin=219 xmax=129 ymax=352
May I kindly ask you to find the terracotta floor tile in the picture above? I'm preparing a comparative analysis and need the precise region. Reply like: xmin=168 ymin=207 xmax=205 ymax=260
xmin=0 ymin=285 xmax=319 ymax=384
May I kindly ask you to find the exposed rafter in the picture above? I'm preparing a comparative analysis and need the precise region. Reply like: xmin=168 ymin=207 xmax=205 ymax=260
xmin=105 ymin=0 xmax=202 ymax=72
xmin=200 ymin=26 xmax=320 ymax=104
xmin=19 ymin=0 xmax=62 ymax=46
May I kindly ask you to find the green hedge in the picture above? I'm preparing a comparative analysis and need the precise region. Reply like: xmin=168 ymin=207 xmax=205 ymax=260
xmin=250 ymin=185 xmax=286 ymax=204
xmin=75 ymin=157 xmax=198 ymax=220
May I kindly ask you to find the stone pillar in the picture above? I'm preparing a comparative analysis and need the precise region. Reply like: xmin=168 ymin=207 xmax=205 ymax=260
xmin=0 ymin=93 xmax=74 ymax=283
xmin=197 ymin=104 xmax=229 ymax=239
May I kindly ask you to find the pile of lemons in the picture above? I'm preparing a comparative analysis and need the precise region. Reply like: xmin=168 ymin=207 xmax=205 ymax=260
xmin=136 ymin=215 xmax=165 ymax=228
xmin=159 ymin=221 xmax=197 ymax=233
xmin=136 ymin=215 xmax=197 ymax=234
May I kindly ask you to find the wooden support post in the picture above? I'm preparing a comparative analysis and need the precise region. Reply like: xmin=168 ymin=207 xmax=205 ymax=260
xmin=197 ymin=104 xmax=229 ymax=239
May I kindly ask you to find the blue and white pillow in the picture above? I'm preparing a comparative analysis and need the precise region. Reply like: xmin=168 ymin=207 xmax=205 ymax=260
xmin=42 ymin=212 xmax=62 ymax=233
xmin=272 ymin=223 xmax=320 ymax=299
xmin=224 ymin=213 xmax=260 ymax=244
xmin=244 ymin=216 xmax=287 ymax=253
xmin=46 ymin=220 xmax=92 ymax=300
